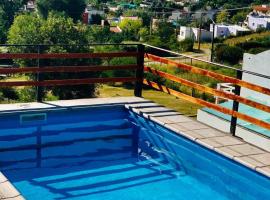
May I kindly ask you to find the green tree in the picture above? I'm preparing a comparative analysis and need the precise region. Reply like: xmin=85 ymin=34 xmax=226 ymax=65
xmin=138 ymin=27 xmax=149 ymax=42
xmin=119 ymin=18 xmax=143 ymax=40
xmin=8 ymin=13 xmax=100 ymax=100
xmin=36 ymin=0 xmax=86 ymax=21
xmin=231 ymin=10 xmax=249 ymax=24
xmin=0 ymin=0 xmax=27 ymax=42
xmin=216 ymin=10 xmax=230 ymax=24
xmin=86 ymin=25 xmax=111 ymax=43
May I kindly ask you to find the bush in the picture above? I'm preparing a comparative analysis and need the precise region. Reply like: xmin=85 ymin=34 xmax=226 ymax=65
xmin=248 ymin=47 xmax=268 ymax=54
xmin=215 ymin=45 xmax=243 ymax=65
xmin=0 ymin=87 xmax=19 ymax=101
xmin=179 ymin=39 xmax=194 ymax=52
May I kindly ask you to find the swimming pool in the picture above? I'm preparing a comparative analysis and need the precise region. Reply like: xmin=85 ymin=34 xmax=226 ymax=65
xmin=0 ymin=104 xmax=269 ymax=200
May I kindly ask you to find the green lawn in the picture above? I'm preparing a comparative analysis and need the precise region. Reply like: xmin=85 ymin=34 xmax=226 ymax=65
xmin=98 ymin=85 xmax=201 ymax=116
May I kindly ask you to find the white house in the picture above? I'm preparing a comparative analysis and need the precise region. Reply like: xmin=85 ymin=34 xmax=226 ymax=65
xmin=197 ymin=50 xmax=270 ymax=151
xmin=247 ymin=14 xmax=270 ymax=31
xmin=210 ymin=24 xmax=250 ymax=38
xmin=169 ymin=10 xmax=181 ymax=21
xmin=84 ymin=6 xmax=105 ymax=24
xmin=178 ymin=26 xmax=212 ymax=42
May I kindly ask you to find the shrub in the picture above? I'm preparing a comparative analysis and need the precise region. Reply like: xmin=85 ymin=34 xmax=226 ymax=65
xmin=0 ymin=87 xmax=19 ymax=101
xmin=179 ymin=38 xmax=194 ymax=52
xmin=215 ymin=45 xmax=243 ymax=65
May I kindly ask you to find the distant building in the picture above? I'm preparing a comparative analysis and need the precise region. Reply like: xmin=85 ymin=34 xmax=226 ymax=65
xmin=210 ymin=24 xmax=250 ymax=38
xmin=178 ymin=26 xmax=212 ymax=42
xmin=168 ymin=10 xmax=189 ymax=22
xmin=252 ymin=5 xmax=270 ymax=16
xmin=247 ymin=15 xmax=270 ymax=31
xmin=119 ymin=16 xmax=140 ymax=22
xmin=151 ymin=18 xmax=162 ymax=31
xmin=24 ymin=0 xmax=36 ymax=11
xmin=109 ymin=26 xmax=122 ymax=33
xmin=83 ymin=7 xmax=104 ymax=24
xmin=245 ymin=5 xmax=270 ymax=31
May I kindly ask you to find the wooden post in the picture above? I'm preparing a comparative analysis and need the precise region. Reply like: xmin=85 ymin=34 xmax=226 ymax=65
xmin=230 ymin=70 xmax=243 ymax=136
xmin=134 ymin=44 xmax=145 ymax=97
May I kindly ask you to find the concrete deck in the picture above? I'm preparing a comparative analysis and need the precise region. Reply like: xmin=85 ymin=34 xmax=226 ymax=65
xmin=0 ymin=97 xmax=269 ymax=199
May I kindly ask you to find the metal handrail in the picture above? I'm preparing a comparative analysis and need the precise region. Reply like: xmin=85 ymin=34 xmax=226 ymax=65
xmin=143 ymin=43 xmax=270 ymax=80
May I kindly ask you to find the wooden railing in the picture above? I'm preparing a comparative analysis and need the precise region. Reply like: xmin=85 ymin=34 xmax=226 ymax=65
xmin=0 ymin=44 xmax=145 ymax=101
xmin=143 ymin=48 xmax=270 ymax=134
xmin=0 ymin=43 xmax=269 ymax=136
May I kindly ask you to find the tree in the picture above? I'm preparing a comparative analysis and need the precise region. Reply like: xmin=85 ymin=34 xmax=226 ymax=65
xmin=119 ymin=18 xmax=143 ymax=40
xmin=36 ymin=0 xmax=86 ymax=21
xmin=0 ymin=0 xmax=27 ymax=42
xmin=216 ymin=10 xmax=230 ymax=24
xmin=8 ymin=13 xmax=100 ymax=100
xmin=138 ymin=27 xmax=149 ymax=42
xmin=231 ymin=10 xmax=249 ymax=24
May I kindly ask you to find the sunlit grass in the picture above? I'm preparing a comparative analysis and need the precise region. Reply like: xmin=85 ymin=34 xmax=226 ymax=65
xmin=98 ymin=84 xmax=201 ymax=116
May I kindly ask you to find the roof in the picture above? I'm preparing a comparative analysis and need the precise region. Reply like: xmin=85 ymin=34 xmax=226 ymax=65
xmin=253 ymin=5 xmax=270 ymax=12
xmin=110 ymin=26 xmax=122 ymax=33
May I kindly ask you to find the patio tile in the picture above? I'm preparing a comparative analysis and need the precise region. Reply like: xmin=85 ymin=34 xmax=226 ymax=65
xmin=150 ymin=116 xmax=166 ymax=125
xmin=0 ymin=173 xmax=7 ymax=183
xmin=198 ymin=136 xmax=243 ymax=149
xmin=215 ymin=146 xmax=243 ymax=159
xmin=226 ymin=144 xmax=265 ymax=156
xmin=164 ymin=123 xmax=189 ymax=134
xmin=248 ymin=153 xmax=270 ymax=166
xmin=234 ymin=156 xmax=266 ymax=169
xmin=176 ymin=121 xmax=210 ymax=130
xmin=6 ymin=195 xmax=25 ymax=200
xmin=196 ymin=138 xmax=221 ymax=149
xmin=256 ymin=166 xmax=270 ymax=177
xmin=155 ymin=115 xmax=192 ymax=124
xmin=148 ymin=111 xmax=181 ymax=117
xmin=125 ymin=102 xmax=158 ymax=109
xmin=185 ymin=128 xmax=226 ymax=139
xmin=0 ymin=181 xmax=20 ymax=199
xmin=138 ymin=106 xmax=173 ymax=114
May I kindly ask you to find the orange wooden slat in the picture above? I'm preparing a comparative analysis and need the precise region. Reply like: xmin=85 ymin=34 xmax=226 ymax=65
xmin=144 ymin=66 xmax=270 ymax=113
xmin=143 ymin=79 xmax=270 ymax=131
xmin=0 ymin=52 xmax=138 ymax=59
xmin=0 ymin=65 xmax=138 ymax=74
xmin=145 ymin=53 xmax=270 ymax=96
xmin=0 ymin=77 xmax=137 ymax=87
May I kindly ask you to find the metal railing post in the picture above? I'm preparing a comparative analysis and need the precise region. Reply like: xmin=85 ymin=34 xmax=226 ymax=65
xmin=36 ymin=45 xmax=43 ymax=102
xmin=134 ymin=44 xmax=145 ymax=97
xmin=230 ymin=70 xmax=243 ymax=136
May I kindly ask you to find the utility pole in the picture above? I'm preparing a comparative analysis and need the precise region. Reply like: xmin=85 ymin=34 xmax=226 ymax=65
xmin=210 ymin=22 xmax=215 ymax=62
xmin=198 ymin=13 xmax=202 ymax=51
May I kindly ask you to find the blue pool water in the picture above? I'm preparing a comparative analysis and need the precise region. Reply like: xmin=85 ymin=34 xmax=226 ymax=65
xmin=0 ymin=106 xmax=269 ymax=200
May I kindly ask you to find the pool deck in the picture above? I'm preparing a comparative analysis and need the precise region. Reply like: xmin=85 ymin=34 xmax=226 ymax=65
xmin=0 ymin=97 xmax=270 ymax=199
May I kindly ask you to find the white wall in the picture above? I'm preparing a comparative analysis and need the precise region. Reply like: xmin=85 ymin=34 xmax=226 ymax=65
xmin=241 ymin=50 xmax=270 ymax=103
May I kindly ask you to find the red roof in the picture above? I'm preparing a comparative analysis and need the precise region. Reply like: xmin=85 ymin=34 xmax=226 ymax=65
xmin=110 ymin=26 xmax=122 ymax=33
xmin=253 ymin=5 xmax=270 ymax=12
